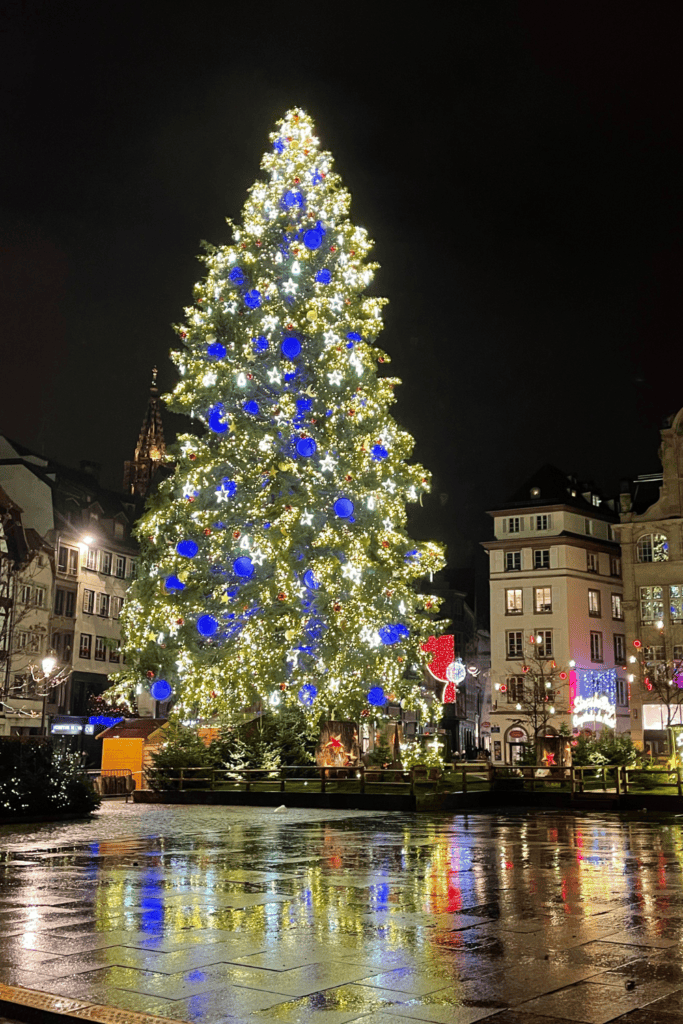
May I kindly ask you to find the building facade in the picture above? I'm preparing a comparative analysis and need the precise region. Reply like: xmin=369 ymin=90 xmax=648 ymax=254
xmin=614 ymin=407 xmax=683 ymax=754
xmin=482 ymin=465 xmax=627 ymax=765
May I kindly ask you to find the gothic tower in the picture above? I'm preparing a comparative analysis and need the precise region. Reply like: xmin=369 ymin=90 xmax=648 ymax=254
xmin=123 ymin=368 xmax=166 ymax=499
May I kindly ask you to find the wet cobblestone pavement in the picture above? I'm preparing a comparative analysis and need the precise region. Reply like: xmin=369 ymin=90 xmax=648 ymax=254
xmin=2 ymin=803 xmax=683 ymax=1023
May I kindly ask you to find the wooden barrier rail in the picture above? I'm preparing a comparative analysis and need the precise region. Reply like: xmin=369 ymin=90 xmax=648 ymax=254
xmin=146 ymin=764 xmax=451 ymax=795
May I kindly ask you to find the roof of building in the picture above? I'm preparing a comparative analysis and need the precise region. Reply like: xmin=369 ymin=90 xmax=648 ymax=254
xmin=487 ymin=464 xmax=618 ymax=520
xmin=96 ymin=718 xmax=168 ymax=740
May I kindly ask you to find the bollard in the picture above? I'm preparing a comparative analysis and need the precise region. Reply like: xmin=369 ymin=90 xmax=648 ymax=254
xmin=179 ymin=768 xmax=184 ymax=792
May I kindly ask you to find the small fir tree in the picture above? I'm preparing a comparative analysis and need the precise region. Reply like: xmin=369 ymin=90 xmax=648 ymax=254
xmin=111 ymin=109 xmax=445 ymax=723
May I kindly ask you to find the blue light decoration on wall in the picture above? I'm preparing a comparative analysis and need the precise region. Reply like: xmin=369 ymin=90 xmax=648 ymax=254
xmin=207 ymin=342 xmax=227 ymax=360
xmin=150 ymin=679 xmax=173 ymax=701
xmin=164 ymin=576 xmax=185 ymax=591
xmin=281 ymin=336 xmax=301 ymax=360
xmin=334 ymin=497 xmax=354 ymax=519
xmin=367 ymin=686 xmax=387 ymax=706
xmin=573 ymin=668 xmax=617 ymax=730
xmin=315 ymin=269 xmax=331 ymax=284
xmin=176 ymin=540 xmax=199 ymax=558
xmin=243 ymin=400 xmax=259 ymax=415
xmin=197 ymin=615 xmax=219 ymax=637
xmin=371 ymin=445 xmax=388 ymax=460
xmin=244 ymin=289 xmax=261 ymax=309
xmin=208 ymin=403 xmax=229 ymax=433
xmin=296 ymin=437 xmax=317 ymax=457
xmin=298 ymin=684 xmax=318 ymax=706
xmin=233 ymin=556 xmax=255 ymax=578
xmin=88 ymin=716 xmax=124 ymax=728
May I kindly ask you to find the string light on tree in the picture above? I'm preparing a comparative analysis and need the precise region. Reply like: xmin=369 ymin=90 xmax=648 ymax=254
xmin=105 ymin=108 xmax=445 ymax=722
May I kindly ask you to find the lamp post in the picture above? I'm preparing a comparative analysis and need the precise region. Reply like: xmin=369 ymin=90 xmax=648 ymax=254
xmin=40 ymin=651 xmax=57 ymax=737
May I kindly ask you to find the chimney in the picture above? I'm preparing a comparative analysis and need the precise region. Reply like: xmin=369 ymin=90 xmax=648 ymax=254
xmin=619 ymin=479 xmax=632 ymax=513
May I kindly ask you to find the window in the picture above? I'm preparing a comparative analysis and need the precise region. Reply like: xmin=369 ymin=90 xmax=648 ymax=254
xmin=614 ymin=634 xmax=626 ymax=665
xmin=505 ymin=589 xmax=523 ymax=615
xmin=83 ymin=589 xmax=95 ymax=614
xmin=611 ymin=593 xmax=624 ymax=620
xmin=670 ymin=586 xmax=683 ymax=620
xmin=506 ymin=517 xmax=522 ymax=533
xmin=19 ymin=584 xmax=31 ymax=604
xmin=534 ymin=630 xmax=553 ymax=658
xmin=86 ymin=548 xmax=98 ymax=571
xmin=58 ymin=546 xmax=79 ymax=575
xmin=588 ymin=589 xmax=601 ymax=617
xmin=14 ymin=631 xmax=41 ymax=653
xmin=637 ymin=533 xmax=669 ymax=562
xmin=114 ymin=522 xmax=125 ymax=539
xmin=505 ymin=551 xmax=521 ymax=572
xmin=590 ymin=631 xmax=603 ymax=662
xmin=79 ymin=633 xmax=92 ymax=659
xmin=109 ymin=646 xmax=121 ymax=663
xmin=616 ymin=678 xmax=627 ymax=706
xmin=54 ymin=588 xmax=76 ymax=618
xmin=33 ymin=585 xmax=45 ymax=608
xmin=94 ymin=636 xmax=107 ymax=662
xmin=533 ymin=549 xmax=550 ymax=569
xmin=533 ymin=680 xmax=555 ymax=702
xmin=640 ymin=586 xmax=664 ymax=622
xmin=534 ymin=587 xmax=552 ymax=613
xmin=115 ymin=555 xmax=126 ymax=579
xmin=51 ymin=632 xmax=73 ymax=662
xmin=506 ymin=676 xmax=525 ymax=703
xmin=97 ymin=593 xmax=110 ymax=617
xmin=587 ymin=552 xmax=599 ymax=573
xmin=534 ymin=514 xmax=551 ymax=531
xmin=111 ymin=595 xmax=123 ymax=620
xmin=610 ymin=557 xmax=621 ymax=577
xmin=643 ymin=645 xmax=664 ymax=663
xmin=100 ymin=551 xmax=112 ymax=575
xmin=584 ymin=518 xmax=594 ymax=536
xmin=506 ymin=631 xmax=524 ymax=659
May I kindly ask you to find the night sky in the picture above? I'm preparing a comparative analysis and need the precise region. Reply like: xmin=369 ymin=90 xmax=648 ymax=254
xmin=2 ymin=2 xmax=681 ymax=600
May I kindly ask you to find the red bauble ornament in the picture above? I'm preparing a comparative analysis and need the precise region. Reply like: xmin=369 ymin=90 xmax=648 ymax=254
xmin=247 ymin=373 xmax=253 ymax=380
xmin=176 ymin=618 xmax=184 ymax=625
xmin=210 ymin=690 xmax=217 ymax=699
xmin=286 ymin=323 xmax=294 ymax=330
xmin=280 ymin=682 xmax=287 ymax=690
xmin=285 ymin=504 xmax=292 ymax=511
xmin=233 ymin=530 xmax=241 ymax=539
xmin=382 ymin=541 xmax=389 ymax=549
xmin=189 ymin=453 xmax=196 ymax=460
xmin=277 ymin=592 xmax=287 ymax=601
xmin=294 ymin=177 xmax=300 ymax=184
xmin=330 ymin=246 xmax=337 ymax=252
xmin=361 ymin=709 xmax=369 ymax=717
xmin=349 ymin=409 xmax=355 ymax=416
xmin=204 ymin=528 xmax=211 ymax=536
xmin=333 ymin=603 xmax=341 ymax=611
xmin=256 ymin=240 xmax=262 ymax=246
xmin=146 ymin=671 xmax=154 ymax=678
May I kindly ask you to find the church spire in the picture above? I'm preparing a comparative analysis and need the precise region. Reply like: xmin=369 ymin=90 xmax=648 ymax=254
xmin=123 ymin=368 xmax=166 ymax=498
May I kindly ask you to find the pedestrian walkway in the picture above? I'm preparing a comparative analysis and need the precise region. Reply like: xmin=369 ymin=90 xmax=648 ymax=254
xmin=2 ymin=803 xmax=683 ymax=1023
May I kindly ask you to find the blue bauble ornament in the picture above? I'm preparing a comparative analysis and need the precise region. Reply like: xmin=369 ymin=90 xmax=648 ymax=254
xmin=244 ymin=289 xmax=261 ymax=309
xmin=243 ymin=400 xmax=259 ymax=416
xmin=303 ymin=227 xmax=323 ymax=250
xmin=164 ymin=575 xmax=185 ymax=591
xmin=229 ymin=267 xmax=245 ymax=284
xmin=273 ymin=138 xmax=285 ymax=154
xmin=207 ymin=342 xmax=226 ymax=361
xmin=315 ymin=269 xmax=331 ymax=284
xmin=296 ymin=437 xmax=317 ymax=457
xmin=367 ymin=686 xmax=387 ymax=707
xmin=378 ymin=625 xmax=399 ymax=645
xmin=303 ymin=569 xmax=319 ymax=590
xmin=371 ymin=445 xmax=389 ymax=461
xmin=176 ymin=540 xmax=198 ymax=558
xmin=298 ymin=684 xmax=318 ymax=707
xmin=281 ymin=336 xmax=301 ymax=360
xmin=197 ymin=615 xmax=219 ymax=637
xmin=233 ymin=556 xmax=255 ymax=578
xmin=253 ymin=335 xmax=269 ymax=351
xmin=346 ymin=332 xmax=362 ymax=342
xmin=282 ymin=190 xmax=304 ymax=209
xmin=394 ymin=624 xmax=410 ymax=639
xmin=208 ymin=403 xmax=229 ymax=433
xmin=334 ymin=497 xmax=354 ymax=519
xmin=150 ymin=679 xmax=173 ymax=701
xmin=296 ymin=397 xmax=312 ymax=414
xmin=220 ymin=478 xmax=237 ymax=497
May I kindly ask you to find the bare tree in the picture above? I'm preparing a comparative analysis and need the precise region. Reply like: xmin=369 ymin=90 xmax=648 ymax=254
xmin=497 ymin=637 xmax=570 ymax=762
xmin=633 ymin=622 xmax=683 ymax=731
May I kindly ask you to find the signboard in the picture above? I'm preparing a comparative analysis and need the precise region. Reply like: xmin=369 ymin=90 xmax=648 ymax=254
xmin=509 ymin=729 xmax=526 ymax=739
xmin=52 ymin=723 xmax=82 ymax=734
xmin=491 ymin=726 xmax=500 ymax=733
xmin=481 ymin=722 xmax=490 ymax=729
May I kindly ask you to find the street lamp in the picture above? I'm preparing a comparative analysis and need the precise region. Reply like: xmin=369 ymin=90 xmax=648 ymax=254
xmin=39 ymin=650 xmax=58 ymax=737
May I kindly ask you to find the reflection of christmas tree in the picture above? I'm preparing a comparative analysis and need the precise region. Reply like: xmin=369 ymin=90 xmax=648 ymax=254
xmin=113 ymin=108 xmax=445 ymax=722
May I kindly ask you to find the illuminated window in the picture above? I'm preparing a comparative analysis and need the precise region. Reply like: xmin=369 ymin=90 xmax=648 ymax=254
xmin=587 ymin=552 xmax=599 ymax=573
xmin=506 ymin=631 xmax=524 ymax=658
xmin=79 ymin=633 xmax=92 ymax=659
xmin=83 ymin=589 xmax=94 ymax=614
xmin=534 ymin=587 xmax=552 ymax=613
xmin=111 ymin=595 xmax=123 ymax=619
xmin=115 ymin=555 xmax=126 ymax=578
xmin=611 ymin=593 xmax=624 ymax=620
xmin=670 ymin=585 xmax=683 ymax=620
xmin=590 ymin=631 xmax=603 ymax=662
xmin=505 ymin=551 xmax=521 ymax=572
xmin=506 ymin=589 xmax=523 ymax=614
xmin=535 ymin=629 xmax=553 ymax=657
xmin=100 ymin=551 xmax=112 ymax=575
xmin=94 ymin=636 xmax=107 ymax=662
xmin=640 ymin=586 xmax=664 ymax=622
xmin=533 ymin=549 xmax=550 ymax=569
xmin=588 ymin=589 xmax=601 ymax=617
xmin=506 ymin=676 xmax=525 ymax=702
xmin=86 ymin=548 xmax=98 ymax=571
xmin=637 ymin=533 xmax=669 ymax=562
xmin=97 ymin=593 xmax=110 ymax=617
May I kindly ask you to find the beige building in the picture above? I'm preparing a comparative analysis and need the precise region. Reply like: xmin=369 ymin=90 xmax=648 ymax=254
xmin=614 ymin=407 xmax=683 ymax=753
xmin=483 ymin=465 xmax=627 ymax=765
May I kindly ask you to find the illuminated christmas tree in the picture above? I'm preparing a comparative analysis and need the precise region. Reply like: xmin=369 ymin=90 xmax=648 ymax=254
xmin=114 ymin=108 xmax=445 ymax=722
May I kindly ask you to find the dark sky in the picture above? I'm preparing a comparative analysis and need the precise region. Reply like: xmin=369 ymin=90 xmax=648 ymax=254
xmin=2 ymin=1 xmax=681 ymax=595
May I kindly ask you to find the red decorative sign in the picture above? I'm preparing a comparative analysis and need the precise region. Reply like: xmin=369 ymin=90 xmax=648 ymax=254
xmin=421 ymin=634 xmax=454 ymax=682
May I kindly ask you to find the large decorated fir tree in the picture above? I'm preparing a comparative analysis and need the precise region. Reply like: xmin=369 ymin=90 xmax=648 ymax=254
xmin=114 ymin=109 xmax=445 ymax=722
